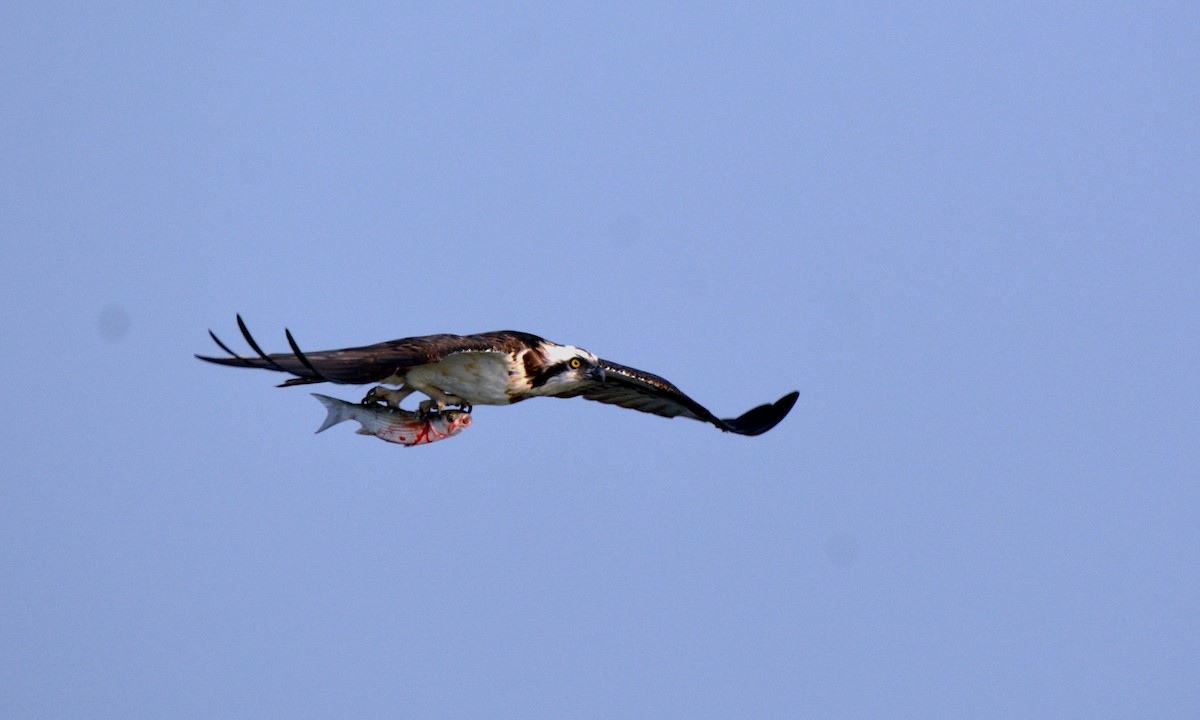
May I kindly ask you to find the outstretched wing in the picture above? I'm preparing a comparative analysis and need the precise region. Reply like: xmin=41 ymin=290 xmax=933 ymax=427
xmin=196 ymin=315 xmax=539 ymax=387
xmin=563 ymin=358 xmax=798 ymax=436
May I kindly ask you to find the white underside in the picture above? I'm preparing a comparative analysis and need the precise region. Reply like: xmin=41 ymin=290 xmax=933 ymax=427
xmin=400 ymin=351 xmax=519 ymax=405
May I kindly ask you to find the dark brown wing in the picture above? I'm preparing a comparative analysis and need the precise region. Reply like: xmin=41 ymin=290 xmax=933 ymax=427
xmin=563 ymin=358 xmax=798 ymax=436
xmin=196 ymin=315 xmax=542 ymax=387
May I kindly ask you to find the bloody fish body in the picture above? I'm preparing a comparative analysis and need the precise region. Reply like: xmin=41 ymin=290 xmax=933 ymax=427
xmin=311 ymin=393 xmax=472 ymax=447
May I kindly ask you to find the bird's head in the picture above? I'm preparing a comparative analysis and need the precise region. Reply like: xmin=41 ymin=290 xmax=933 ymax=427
xmin=529 ymin=343 xmax=605 ymax=394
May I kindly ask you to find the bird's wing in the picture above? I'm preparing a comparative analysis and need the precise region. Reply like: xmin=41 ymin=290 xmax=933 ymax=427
xmin=195 ymin=316 xmax=538 ymax=387
xmin=560 ymin=358 xmax=798 ymax=436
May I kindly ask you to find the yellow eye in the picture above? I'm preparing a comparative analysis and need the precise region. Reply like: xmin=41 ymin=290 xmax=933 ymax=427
xmin=568 ymin=357 xmax=582 ymax=369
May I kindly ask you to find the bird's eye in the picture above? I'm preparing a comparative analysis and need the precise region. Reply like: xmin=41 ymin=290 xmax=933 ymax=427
xmin=568 ymin=357 xmax=582 ymax=369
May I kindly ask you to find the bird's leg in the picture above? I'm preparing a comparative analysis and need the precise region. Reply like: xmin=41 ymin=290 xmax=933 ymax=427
xmin=417 ymin=397 xmax=445 ymax=416
xmin=362 ymin=385 xmax=414 ymax=409
xmin=410 ymin=385 xmax=467 ymax=418
xmin=421 ymin=399 xmax=473 ymax=416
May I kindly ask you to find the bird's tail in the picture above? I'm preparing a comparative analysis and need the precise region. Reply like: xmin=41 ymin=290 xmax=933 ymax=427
xmin=311 ymin=393 xmax=353 ymax=433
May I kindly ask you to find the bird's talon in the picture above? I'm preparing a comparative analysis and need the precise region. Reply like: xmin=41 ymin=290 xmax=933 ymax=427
xmin=417 ymin=398 xmax=445 ymax=417
xmin=362 ymin=386 xmax=411 ymax=409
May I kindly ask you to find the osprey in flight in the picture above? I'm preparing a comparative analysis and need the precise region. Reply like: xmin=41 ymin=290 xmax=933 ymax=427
xmin=197 ymin=316 xmax=798 ymax=436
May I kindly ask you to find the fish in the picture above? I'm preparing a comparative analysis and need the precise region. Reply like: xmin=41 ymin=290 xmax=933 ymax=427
xmin=311 ymin=393 xmax=472 ymax=447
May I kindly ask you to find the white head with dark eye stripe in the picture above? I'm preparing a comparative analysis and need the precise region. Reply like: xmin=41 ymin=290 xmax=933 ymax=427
xmin=527 ymin=343 xmax=604 ymax=394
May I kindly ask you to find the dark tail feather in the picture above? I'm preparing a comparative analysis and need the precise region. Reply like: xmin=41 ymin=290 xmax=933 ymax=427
xmin=718 ymin=391 xmax=798 ymax=436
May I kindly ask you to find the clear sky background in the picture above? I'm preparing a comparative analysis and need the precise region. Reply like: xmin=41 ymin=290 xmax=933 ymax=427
xmin=2 ymin=3 xmax=1197 ymax=718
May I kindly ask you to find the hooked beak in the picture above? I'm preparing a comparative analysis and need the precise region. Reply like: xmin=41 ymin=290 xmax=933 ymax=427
xmin=587 ymin=365 xmax=607 ymax=385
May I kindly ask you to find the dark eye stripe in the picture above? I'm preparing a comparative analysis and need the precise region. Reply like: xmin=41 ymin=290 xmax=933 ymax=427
xmin=529 ymin=361 xmax=573 ymax=388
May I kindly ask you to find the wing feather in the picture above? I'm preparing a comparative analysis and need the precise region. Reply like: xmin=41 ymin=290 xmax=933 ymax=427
xmin=196 ymin=317 xmax=542 ymax=386
xmin=566 ymin=359 xmax=798 ymax=436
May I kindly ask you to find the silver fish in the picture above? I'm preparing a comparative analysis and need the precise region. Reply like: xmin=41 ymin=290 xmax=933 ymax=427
xmin=311 ymin=393 xmax=472 ymax=447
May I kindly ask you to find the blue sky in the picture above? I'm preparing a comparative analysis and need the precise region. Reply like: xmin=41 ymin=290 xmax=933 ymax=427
xmin=2 ymin=2 xmax=1198 ymax=717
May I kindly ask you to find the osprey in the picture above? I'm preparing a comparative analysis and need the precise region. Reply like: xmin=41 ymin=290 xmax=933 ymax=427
xmin=197 ymin=316 xmax=798 ymax=436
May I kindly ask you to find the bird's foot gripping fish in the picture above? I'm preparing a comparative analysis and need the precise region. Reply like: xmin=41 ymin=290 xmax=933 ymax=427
xmin=311 ymin=393 xmax=472 ymax=447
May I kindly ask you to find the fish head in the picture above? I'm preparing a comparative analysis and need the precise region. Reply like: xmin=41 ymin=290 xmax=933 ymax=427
xmin=442 ymin=410 xmax=473 ymax=432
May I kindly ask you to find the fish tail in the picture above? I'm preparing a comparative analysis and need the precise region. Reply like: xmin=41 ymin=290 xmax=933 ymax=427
xmin=311 ymin=393 xmax=352 ymax=433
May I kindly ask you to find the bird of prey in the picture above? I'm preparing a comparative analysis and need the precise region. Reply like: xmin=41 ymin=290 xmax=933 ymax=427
xmin=196 ymin=316 xmax=798 ymax=436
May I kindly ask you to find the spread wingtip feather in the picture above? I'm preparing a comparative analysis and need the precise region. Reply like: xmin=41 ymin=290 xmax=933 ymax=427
xmin=721 ymin=390 xmax=799 ymax=436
